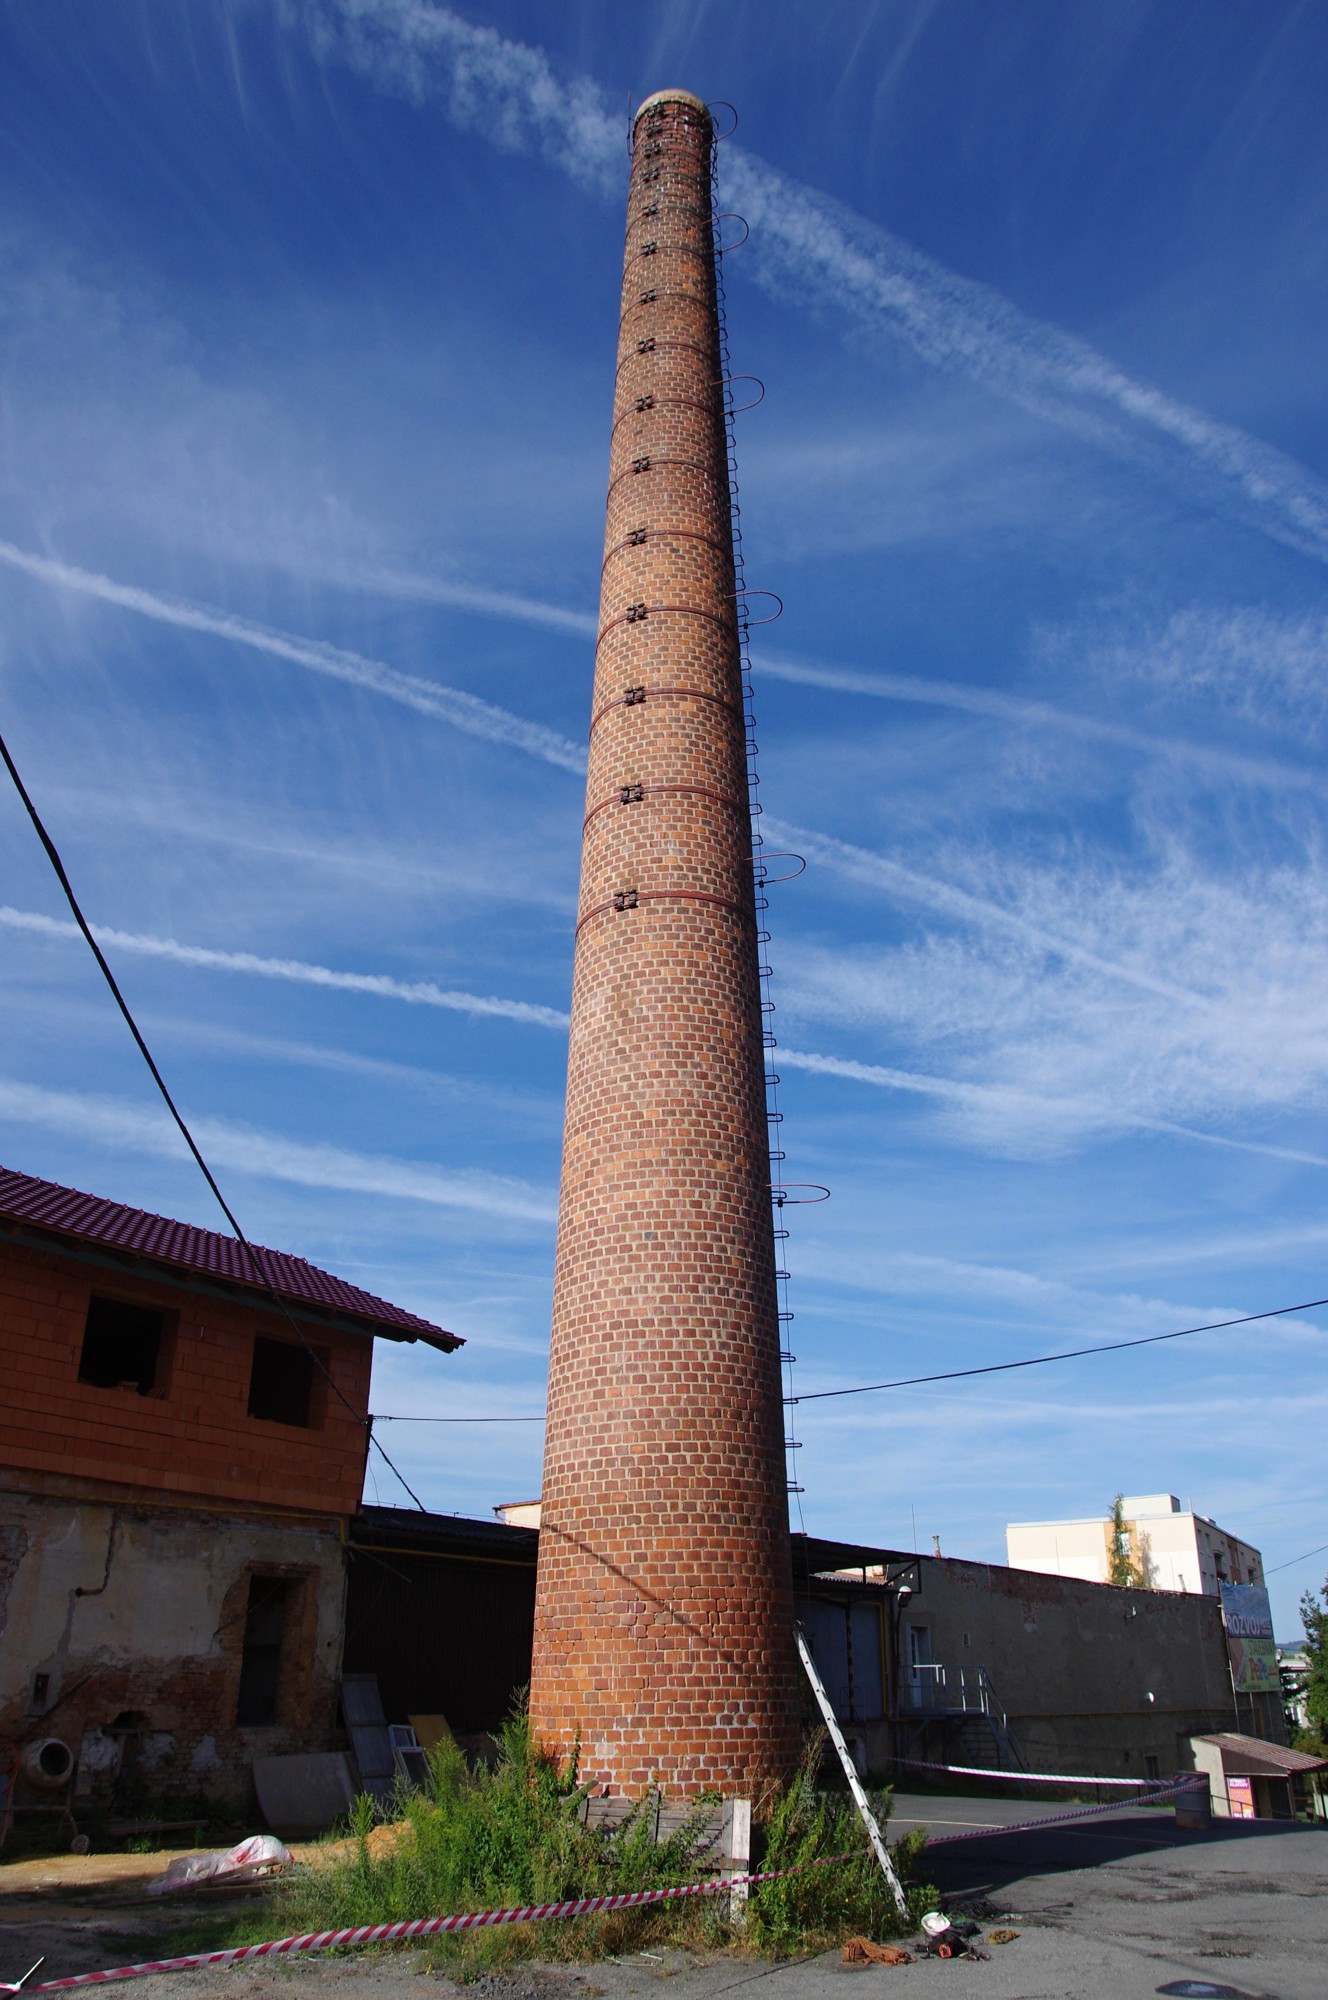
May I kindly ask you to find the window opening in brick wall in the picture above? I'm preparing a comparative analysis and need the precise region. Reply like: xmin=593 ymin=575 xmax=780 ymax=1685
xmin=235 ymin=1576 xmax=291 ymax=1725
xmin=1145 ymin=1753 xmax=1161 ymax=1780
xmin=78 ymin=1294 xmax=166 ymax=1393
xmin=248 ymin=1335 xmax=315 ymax=1426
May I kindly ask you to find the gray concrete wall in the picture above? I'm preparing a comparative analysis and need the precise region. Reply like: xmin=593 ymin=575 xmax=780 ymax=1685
xmin=896 ymin=1554 xmax=1254 ymax=1779
xmin=0 ymin=1482 xmax=345 ymax=1811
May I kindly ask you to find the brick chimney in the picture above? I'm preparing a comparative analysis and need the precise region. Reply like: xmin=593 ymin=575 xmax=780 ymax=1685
xmin=528 ymin=90 xmax=800 ymax=1797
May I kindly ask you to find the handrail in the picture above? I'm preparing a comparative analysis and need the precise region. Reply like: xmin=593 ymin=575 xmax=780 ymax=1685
xmin=903 ymin=1660 xmax=1003 ymax=1717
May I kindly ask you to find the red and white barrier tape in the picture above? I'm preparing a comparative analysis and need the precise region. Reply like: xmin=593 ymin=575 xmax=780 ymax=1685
xmin=28 ymin=1852 xmax=853 ymax=1991
xmin=924 ymin=1776 xmax=1198 ymax=1845
xmin=29 ymin=1779 xmax=1205 ymax=1990
xmin=895 ymin=1756 xmax=1151 ymax=1788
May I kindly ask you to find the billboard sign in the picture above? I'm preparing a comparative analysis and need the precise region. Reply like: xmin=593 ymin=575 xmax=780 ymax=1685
xmin=1219 ymin=1582 xmax=1278 ymax=1694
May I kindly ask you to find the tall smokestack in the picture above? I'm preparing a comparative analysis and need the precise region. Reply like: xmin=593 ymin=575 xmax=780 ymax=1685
xmin=529 ymin=90 xmax=800 ymax=1797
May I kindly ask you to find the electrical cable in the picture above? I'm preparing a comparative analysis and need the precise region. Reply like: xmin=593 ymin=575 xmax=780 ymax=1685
xmin=0 ymin=722 xmax=428 ymax=1510
xmin=1265 ymin=1540 xmax=1328 ymax=1576
xmin=786 ymin=1294 xmax=1328 ymax=1405
xmin=373 ymin=1414 xmax=543 ymax=1423
xmin=10 ymin=685 xmax=1326 ymax=1572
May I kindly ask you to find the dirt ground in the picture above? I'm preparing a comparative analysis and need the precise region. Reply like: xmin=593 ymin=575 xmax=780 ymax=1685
xmin=0 ymin=1834 xmax=344 ymax=1984
xmin=3 ymin=1797 xmax=1326 ymax=2000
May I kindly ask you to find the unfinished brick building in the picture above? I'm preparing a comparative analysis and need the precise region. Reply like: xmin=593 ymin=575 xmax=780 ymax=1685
xmin=0 ymin=1163 xmax=459 ymax=1813
xmin=529 ymin=90 xmax=801 ymax=1796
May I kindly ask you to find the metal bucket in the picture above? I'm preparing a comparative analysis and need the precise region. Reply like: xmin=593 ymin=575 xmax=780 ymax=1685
xmin=1172 ymin=1772 xmax=1212 ymax=1830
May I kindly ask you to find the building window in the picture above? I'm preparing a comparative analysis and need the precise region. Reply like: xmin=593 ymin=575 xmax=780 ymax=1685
xmin=78 ymin=1295 xmax=167 ymax=1394
xmin=1145 ymin=1754 xmax=1160 ymax=1781
xmin=247 ymin=1336 xmax=315 ymax=1426
xmin=235 ymin=1576 xmax=291 ymax=1725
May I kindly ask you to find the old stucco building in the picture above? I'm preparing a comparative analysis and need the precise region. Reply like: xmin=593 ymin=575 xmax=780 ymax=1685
xmin=0 ymin=1163 xmax=458 ymax=1813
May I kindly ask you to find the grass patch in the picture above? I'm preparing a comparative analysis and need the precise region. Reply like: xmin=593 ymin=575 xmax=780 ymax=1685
xmin=194 ymin=1718 xmax=930 ymax=1973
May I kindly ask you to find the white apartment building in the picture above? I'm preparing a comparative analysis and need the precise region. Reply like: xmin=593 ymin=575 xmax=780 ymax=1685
xmin=1006 ymin=1494 xmax=1264 ymax=1597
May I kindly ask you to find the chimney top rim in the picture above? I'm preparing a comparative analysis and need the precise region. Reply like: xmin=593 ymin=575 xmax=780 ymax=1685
xmin=634 ymin=90 xmax=710 ymax=127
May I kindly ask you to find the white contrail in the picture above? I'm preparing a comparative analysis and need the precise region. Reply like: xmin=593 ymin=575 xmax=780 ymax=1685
xmin=301 ymin=0 xmax=623 ymax=195
xmin=721 ymin=150 xmax=1328 ymax=570
xmin=0 ymin=538 xmax=586 ymax=774
xmin=756 ymin=653 xmax=1315 ymax=793
xmin=765 ymin=821 xmax=1207 ymax=1007
xmin=306 ymin=0 xmax=1328 ymax=569
xmin=0 ymin=1077 xmax=556 ymax=1223
xmin=779 ymin=1047 xmax=1328 ymax=1170
xmin=335 ymin=562 xmax=595 ymax=635
xmin=0 ymin=906 xmax=570 ymax=1029
xmin=12 ymin=905 xmax=1298 ymax=1168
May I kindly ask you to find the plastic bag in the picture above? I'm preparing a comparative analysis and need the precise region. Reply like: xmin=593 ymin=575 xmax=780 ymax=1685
xmin=146 ymin=1835 xmax=291 ymax=1896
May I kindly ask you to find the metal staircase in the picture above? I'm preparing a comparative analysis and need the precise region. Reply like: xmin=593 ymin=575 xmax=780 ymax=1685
xmin=897 ymin=1662 xmax=1027 ymax=1773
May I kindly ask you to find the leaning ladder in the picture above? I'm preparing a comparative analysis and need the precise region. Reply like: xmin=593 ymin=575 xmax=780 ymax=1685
xmin=795 ymin=1627 xmax=908 ymax=1917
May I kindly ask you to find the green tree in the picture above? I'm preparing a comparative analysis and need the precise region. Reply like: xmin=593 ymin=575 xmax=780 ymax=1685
xmin=1298 ymin=1573 xmax=1328 ymax=1748
xmin=1108 ymin=1494 xmax=1137 ymax=1588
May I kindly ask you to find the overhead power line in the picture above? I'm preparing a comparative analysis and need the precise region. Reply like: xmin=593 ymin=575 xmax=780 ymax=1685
xmin=786 ymin=1296 xmax=1328 ymax=1405
xmin=1265 ymin=1540 xmax=1328 ymax=1577
xmin=11 ymin=720 xmax=1323 ymax=1496
xmin=0 ymin=721 xmax=427 ymax=1511
xmin=376 ymin=1295 xmax=1328 ymax=1425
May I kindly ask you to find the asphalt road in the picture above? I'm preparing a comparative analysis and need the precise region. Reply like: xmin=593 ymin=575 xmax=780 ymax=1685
xmin=883 ymin=1789 xmax=1328 ymax=1997
xmin=594 ymin=1793 xmax=1328 ymax=2000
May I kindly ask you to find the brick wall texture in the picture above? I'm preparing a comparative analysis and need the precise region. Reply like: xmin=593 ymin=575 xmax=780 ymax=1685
xmin=0 ymin=1238 xmax=371 ymax=1516
xmin=529 ymin=90 xmax=801 ymax=1797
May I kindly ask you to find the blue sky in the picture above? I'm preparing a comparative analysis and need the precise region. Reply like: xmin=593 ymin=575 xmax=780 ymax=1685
xmin=3 ymin=1 xmax=1327 ymax=1637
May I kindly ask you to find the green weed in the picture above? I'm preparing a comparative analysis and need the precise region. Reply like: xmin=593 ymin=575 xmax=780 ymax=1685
xmin=746 ymin=1737 xmax=932 ymax=1954
xmin=211 ymin=1716 xmax=927 ymax=1971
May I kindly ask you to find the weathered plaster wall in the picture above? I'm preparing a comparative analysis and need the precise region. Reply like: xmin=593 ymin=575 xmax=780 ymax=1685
xmin=899 ymin=1555 xmax=1253 ymax=1776
xmin=0 ymin=1485 xmax=344 ymax=1808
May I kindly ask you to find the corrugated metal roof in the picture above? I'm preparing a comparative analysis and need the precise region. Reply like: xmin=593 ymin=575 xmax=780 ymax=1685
xmin=1193 ymin=1732 xmax=1327 ymax=1774
xmin=0 ymin=1163 xmax=461 ymax=1351
xmin=352 ymin=1505 xmax=538 ymax=1561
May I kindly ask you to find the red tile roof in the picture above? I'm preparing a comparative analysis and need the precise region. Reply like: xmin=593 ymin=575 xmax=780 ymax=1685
xmin=0 ymin=1164 xmax=461 ymax=1352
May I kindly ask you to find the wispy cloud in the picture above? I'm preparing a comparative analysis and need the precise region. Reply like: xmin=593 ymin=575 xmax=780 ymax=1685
xmin=1055 ymin=604 xmax=1328 ymax=741
xmin=722 ymin=149 xmax=1328 ymax=570
xmin=779 ymin=1046 xmax=1328 ymax=1170
xmin=0 ymin=1077 xmax=556 ymax=1223
xmin=302 ymin=0 xmax=624 ymax=195
xmin=0 ymin=538 xmax=586 ymax=773
xmin=304 ymin=0 xmax=1328 ymax=570
xmin=786 ymin=1232 xmax=1273 ymax=1350
xmin=142 ymin=1017 xmax=561 ymax=1120
xmin=767 ymin=818 xmax=1206 ymax=1006
xmin=757 ymin=651 xmax=1315 ymax=793
xmin=0 ymin=906 xmax=570 ymax=1029
xmin=775 ymin=830 xmax=1328 ymax=1152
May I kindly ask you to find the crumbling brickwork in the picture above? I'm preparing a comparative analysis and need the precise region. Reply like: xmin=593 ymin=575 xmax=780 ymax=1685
xmin=0 ymin=1481 xmax=344 ymax=1809
xmin=529 ymin=90 xmax=800 ymax=1796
